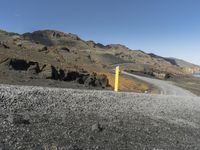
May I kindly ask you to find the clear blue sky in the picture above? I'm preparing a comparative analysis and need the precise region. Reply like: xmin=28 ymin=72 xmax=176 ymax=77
xmin=0 ymin=0 xmax=200 ymax=64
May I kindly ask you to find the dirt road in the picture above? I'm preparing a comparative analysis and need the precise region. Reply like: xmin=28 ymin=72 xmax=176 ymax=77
xmin=1 ymin=84 xmax=200 ymax=149
xmin=123 ymin=71 xmax=196 ymax=96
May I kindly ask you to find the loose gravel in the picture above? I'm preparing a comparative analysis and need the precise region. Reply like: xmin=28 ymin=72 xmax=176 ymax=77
xmin=1 ymin=84 xmax=200 ymax=149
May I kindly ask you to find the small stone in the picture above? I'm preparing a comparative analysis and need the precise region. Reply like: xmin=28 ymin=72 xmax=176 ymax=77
xmin=7 ymin=114 xmax=30 ymax=125
xmin=91 ymin=123 xmax=103 ymax=132
xmin=88 ymin=136 xmax=94 ymax=141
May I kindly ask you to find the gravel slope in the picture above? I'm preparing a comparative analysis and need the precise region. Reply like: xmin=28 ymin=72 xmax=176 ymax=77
xmin=123 ymin=71 xmax=196 ymax=96
xmin=1 ymin=84 xmax=200 ymax=149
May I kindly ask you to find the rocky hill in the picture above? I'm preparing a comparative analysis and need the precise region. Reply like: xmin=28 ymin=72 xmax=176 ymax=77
xmin=0 ymin=29 xmax=199 ymax=91
xmin=22 ymin=30 xmax=200 ymax=75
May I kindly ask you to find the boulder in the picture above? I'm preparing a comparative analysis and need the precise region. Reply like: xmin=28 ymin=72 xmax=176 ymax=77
xmin=9 ymin=59 xmax=29 ymax=70
xmin=77 ymin=75 xmax=89 ymax=84
xmin=59 ymin=69 xmax=65 ymax=80
xmin=60 ymin=47 xmax=70 ymax=52
xmin=84 ymin=73 xmax=109 ymax=88
xmin=9 ymin=58 xmax=40 ymax=72
xmin=38 ymin=46 xmax=48 ymax=52
xmin=7 ymin=114 xmax=30 ymax=125
xmin=39 ymin=64 xmax=54 ymax=79
xmin=84 ymin=75 xmax=96 ymax=87
xmin=39 ymin=65 xmax=66 ymax=80
xmin=51 ymin=66 xmax=60 ymax=80
xmin=16 ymin=42 xmax=23 ymax=47
xmin=64 ymin=71 xmax=80 ymax=81
xmin=0 ymin=42 xmax=10 ymax=49
xmin=27 ymin=62 xmax=40 ymax=74
xmin=91 ymin=123 xmax=104 ymax=132
xmin=96 ymin=74 xmax=109 ymax=88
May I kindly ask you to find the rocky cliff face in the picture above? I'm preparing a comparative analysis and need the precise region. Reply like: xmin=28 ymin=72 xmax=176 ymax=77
xmin=182 ymin=67 xmax=200 ymax=74
xmin=23 ymin=30 xmax=89 ymax=49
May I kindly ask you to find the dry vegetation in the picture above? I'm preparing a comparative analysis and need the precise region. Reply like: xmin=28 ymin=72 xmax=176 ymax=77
xmin=170 ymin=76 xmax=200 ymax=96
xmin=101 ymin=72 xmax=149 ymax=92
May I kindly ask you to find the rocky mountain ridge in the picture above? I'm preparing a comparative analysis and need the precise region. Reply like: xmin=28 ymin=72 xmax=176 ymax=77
xmin=0 ymin=29 xmax=199 ymax=91
xmin=22 ymin=29 xmax=200 ymax=74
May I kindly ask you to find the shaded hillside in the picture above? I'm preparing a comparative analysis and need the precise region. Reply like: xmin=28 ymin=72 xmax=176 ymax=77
xmin=149 ymin=53 xmax=200 ymax=72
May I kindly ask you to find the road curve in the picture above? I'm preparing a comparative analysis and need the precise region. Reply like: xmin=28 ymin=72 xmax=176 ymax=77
xmin=123 ymin=71 xmax=196 ymax=97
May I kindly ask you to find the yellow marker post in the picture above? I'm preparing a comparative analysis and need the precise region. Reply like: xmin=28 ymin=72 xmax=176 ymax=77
xmin=114 ymin=66 xmax=119 ymax=92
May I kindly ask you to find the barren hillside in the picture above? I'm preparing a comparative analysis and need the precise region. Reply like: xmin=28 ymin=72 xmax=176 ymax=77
xmin=0 ymin=29 xmax=199 ymax=92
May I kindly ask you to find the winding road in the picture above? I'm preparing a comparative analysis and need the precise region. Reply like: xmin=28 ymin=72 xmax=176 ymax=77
xmin=123 ymin=71 xmax=196 ymax=97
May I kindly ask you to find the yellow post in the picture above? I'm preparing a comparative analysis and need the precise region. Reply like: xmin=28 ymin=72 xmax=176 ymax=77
xmin=114 ymin=66 xmax=119 ymax=92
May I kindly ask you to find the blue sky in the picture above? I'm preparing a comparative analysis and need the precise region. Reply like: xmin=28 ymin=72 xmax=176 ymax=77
xmin=0 ymin=0 xmax=200 ymax=64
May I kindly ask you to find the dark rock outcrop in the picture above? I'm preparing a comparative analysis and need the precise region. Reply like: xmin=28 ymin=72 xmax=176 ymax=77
xmin=86 ymin=40 xmax=96 ymax=48
xmin=83 ymin=73 xmax=109 ymax=88
xmin=22 ymin=30 xmax=82 ymax=46
xmin=59 ymin=69 xmax=65 ymax=80
xmin=38 ymin=46 xmax=48 ymax=52
xmin=9 ymin=59 xmax=30 ymax=70
xmin=9 ymin=59 xmax=40 ymax=73
xmin=63 ymin=71 xmax=109 ymax=88
xmin=40 ymin=65 xmax=67 ymax=80
xmin=60 ymin=47 xmax=70 ymax=52
xmin=64 ymin=71 xmax=84 ymax=81
xmin=2 ymin=58 xmax=109 ymax=88
xmin=27 ymin=63 xmax=40 ymax=74
xmin=51 ymin=66 xmax=60 ymax=80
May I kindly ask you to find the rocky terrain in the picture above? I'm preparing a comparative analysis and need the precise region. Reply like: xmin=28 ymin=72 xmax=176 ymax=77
xmin=0 ymin=29 xmax=200 ymax=92
xmin=1 ymin=84 xmax=200 ymax=150
xmin=1 ymin=29 xmax=200 ymax=150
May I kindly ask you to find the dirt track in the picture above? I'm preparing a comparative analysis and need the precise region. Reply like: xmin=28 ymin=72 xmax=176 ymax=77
xmin=1 ymin=84 xmax=200 ymax=149
xmin=123 ymin=71 xmax=196 ymax=96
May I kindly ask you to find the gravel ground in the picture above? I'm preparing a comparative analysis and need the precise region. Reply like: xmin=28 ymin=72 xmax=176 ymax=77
xmin=123 ymin=71 xmax=196 ymax=96
xmin=1 ymin=84 xmax=200 ymax=150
